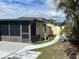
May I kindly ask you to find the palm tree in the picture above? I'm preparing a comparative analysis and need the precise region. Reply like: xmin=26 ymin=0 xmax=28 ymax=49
xmin=57 ymin=0 xmax=79 ymax=43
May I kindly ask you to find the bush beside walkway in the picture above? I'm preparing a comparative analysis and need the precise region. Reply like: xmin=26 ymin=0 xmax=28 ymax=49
xmin=34 ymin=35 xmax=55 ymax=44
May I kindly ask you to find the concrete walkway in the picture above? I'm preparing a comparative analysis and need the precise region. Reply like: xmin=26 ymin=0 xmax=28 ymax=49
xmin=16 ymin=35 xmax=60 ymax=53
xmin=8 ymin=51 xmax=41 ymax=59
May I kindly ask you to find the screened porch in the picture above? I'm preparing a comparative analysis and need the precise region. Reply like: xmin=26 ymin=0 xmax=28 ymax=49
xmin=0 ymin=21 xmax=32 ymax=43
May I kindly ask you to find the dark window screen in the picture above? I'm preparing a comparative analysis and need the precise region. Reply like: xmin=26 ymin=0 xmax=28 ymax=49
xmin=22 ymin=34 xmax=29 ymax=39
xmin=0 ymin=24 xmax=9 ymax=35
xmin=22 ymin=24 xmax=29 ymax=33
xmin=10 ymin=24 xmax=20 ymax=36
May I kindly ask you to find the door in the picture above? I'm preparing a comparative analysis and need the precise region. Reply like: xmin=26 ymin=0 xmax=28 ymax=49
xmin=22 ymin=24 xmax=30 ymax=43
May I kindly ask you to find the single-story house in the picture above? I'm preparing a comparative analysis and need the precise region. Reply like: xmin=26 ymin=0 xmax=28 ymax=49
xmin=0 ymin=17 xmax=53 ymax=43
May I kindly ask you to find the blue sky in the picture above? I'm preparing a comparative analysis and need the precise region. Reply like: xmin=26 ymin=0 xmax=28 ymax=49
xmin=0 ymin=0 xmax=65 ymax=22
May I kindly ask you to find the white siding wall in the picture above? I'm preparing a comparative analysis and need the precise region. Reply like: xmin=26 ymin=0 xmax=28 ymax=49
xmin=36 ymin=22 xmax=44 ymax=38
xmin=46 ymin=24 xmax=61 ymax=35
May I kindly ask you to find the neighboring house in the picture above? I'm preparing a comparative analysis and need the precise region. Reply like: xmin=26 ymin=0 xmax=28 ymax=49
xmin=46 ymin=23 xmax=61 ymax=35
xmin=0 ymin=17 xmax=53 ymax=43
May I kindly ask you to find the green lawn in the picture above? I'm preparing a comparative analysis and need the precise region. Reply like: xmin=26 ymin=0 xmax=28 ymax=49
xmin=33 ymin=42 xmax=68 ymax=59
xmin=34 ymin=35 xmax=55 ymax=44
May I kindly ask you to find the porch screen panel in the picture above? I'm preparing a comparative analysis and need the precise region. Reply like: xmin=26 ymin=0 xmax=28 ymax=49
xmin=22 ymin=24 xmax=29 ymax=42
xmin=10 ymin=24 xmax=20 ymax=36
xmin=0 ymin=24 xmax=9 ymax=35
xmin=22 ymin=34 xmax=29 ymax=39
xmin=22 ymin=24 xmax=29 ymax=33
xmin=22 ymin=34 xmax=29 ymax=42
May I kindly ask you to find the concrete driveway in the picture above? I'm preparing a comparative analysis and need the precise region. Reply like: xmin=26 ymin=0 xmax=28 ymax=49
xmin=0 ymin=41 xmax=32 ymax=58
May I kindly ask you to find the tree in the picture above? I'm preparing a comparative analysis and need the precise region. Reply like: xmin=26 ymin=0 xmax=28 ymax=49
xmin=57 ymin=0 xmax=79 ymax=43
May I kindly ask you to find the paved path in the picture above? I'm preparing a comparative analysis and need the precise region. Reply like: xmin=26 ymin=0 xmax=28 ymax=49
xmin=16 ymin=35 xmax=60 ymax=53
xmin=8 ymin=51 xmax=41 ymax=59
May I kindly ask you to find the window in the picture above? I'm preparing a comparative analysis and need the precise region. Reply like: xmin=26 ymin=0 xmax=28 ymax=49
xmin=22 ymin=24 xmax=29 ymax=33
xmin=0 ymin=24 xmax=9 ymax=35
xmin=10 ymin=24 xmax=20 ymax=36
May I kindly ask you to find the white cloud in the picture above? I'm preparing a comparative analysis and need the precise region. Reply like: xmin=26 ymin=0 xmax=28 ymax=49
xmin=0 ymin=0 xmax=65 ymax=21
xmin=45 ymin=0 xmax=57 ymax=9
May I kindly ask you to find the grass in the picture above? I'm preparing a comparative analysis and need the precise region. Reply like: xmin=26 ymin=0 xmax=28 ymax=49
xmin=33 ymin=42 xmax=69 ymax=59
xmin=34 ymin=35 xmax=56 ymax=44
